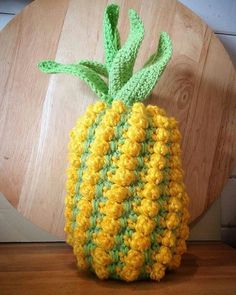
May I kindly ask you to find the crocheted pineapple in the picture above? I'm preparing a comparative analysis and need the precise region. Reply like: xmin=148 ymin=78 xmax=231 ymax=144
xmin=38 ymin=4 xmax=190 ymax=282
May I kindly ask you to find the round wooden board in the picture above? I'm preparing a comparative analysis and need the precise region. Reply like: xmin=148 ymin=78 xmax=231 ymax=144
xmin=0 ymin=0 xmax=235 ymax=238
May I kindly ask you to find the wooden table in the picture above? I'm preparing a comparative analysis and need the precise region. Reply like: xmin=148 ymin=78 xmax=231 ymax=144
xmin=0 ymin=242 xmax=236 ymax=294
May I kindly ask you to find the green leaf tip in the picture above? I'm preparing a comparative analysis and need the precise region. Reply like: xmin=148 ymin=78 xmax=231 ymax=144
xmin=37 ymin=4 xmax=173 ymax=107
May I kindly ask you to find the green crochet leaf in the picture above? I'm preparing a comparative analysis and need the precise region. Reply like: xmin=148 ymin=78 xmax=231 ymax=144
xmin=77 ymin=60 xmax=108 ymax=77
xmin=114 ymin=32 xmax=172 ymax=105
xmin=103 ymin=4 xmax=121 ymax=70
xmin=37 ymin=5 xmax=173 ymax=107
xmin=108 ymin=9 xmax=144 ymax=98
xmin=38 ymin=60 xmax=112 ymax=104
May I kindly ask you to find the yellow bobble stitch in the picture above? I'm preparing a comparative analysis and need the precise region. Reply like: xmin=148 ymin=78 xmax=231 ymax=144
xmin=149 ymin=154 xmax=167 ymax=170
xmin=139 ymin=199 xmax=160 ymax=217
xmin=146 ymin=168 xmax=163 ymax=184
xmin=166 ymin=213 xmax=181 ymax=230
xmin=95 ymin=126 xmax=114 ymax=141
xmin=73 ymin=244 xmax=85 ymax=257
xmin=175 ymin=239 xmax=187 ymax=255
xmin=168 ymin=254 xmax=181 ymax=270
xmin=111 ymin=100 xmax=126 ymax=113
xmin=130 ymin=232 xmax=150 ymax=251
xmin=128 ymin=114 xmax=149 ymax=129
xmin=146 ymin=105 xmax=159 ymax=116
xmin=161 ymin=230 xmax=176 ymax=248
xmin=66 ymin=179 xmax=76 ymax=195
xmin=69 ymin=156 xmax=81 ymax=168
xmin=94 ymin=263 xmax=109 ymax=279
xmin=76 ymin=256 xmax=89 ymax=270
xmin=116 ymin=154 xmax=138 ymax=170
xmin=64 ymin=221 xmax=72 ymax=234
xmin=64 ymin=208 xmax=72 ymax=219
xmin=77 ymin=199 xmax=93 ymax=217
xmin=66 ymin=166 xmax=77 ymax=181
xmin=132 ymin=102 xmax=146 ymax=114
xmin=168 ymin=117 xmax=178 ymax=128
xmin=100 ymin=217 xmax=120 ymax=234
xmin=111 ymin=168 xmax=136 ymax=186
xmin=170 ymin=168 xmax=184 ymax=182
xmin=153 ymin=142 xmax=170 ymax=156
xmin=126 ymin=126 xmax=146 ymax=142
xmin=93 ymin=101 xmax=106 ymax=113
xmin=155 ymin=246 xmax=172 ymax=264
xmin=94 ymin=232 xmax=115 ymax=249
xmin=74 ymin=231 xmax=87 ymax=243
xmin=80 ymin=183 xmax=95 ymax=200
xmin=66 ymin=235 xmax=73 ymax=246
xmin=141 ymin=183 xmax=160 ymax=200
xmin=80 ymin=117 xmax=95 ymax=128
xmin=120 ymin=266 xmax=140 ymax=282
xmin=105 ymin=185 xmax=129 ymax=202
xmin=181 ymin=207 xmax=190 ymax=223
xmin=171 ymin=143 xmax=181 ymax=156
xmin=156 ymin=128 xmax=171 ymax=143
xmin=103 ymin=109 xmax=120 ymax=126
xmin=152 ymin=115 xmax=170 ymax=128
xmin=65 ymin=196 xmax=73 ymax=208
xmin=87 ymin=156 xmax=104 ymax=172
xmin=171 ymin=128 xmax=182 ymax=142
xmin=76 ymin=214 xmax=90 ymax=231
xmin=92 ymin=247 xmax=112 ymax=266
xmin=179 ymin=224 xmax=190 ymax=240
xmin=121 ymin=140 xmax=141 ymax=157
xmin=150 ymin=263 xmax=166 ymax=281
xmin=135 ymin=215 xmax=156 ymax=235
xmin=100 ymin=201 xmax=123 ymax=218
xmin=169 ymin=182 xmax=185 ymax=197
xmin=146 ymin=105 xmax=166 ymax=116
xmin=82 ymin=171 xmax=99 ymax=185
xmin=169 ymin=155 xmax=182 ymax=168
xmin=124 ymin=250 xmax=145 ymax=268
xmin=182 ymin=192 xmax=190 ymax=206
xmin=168 ymin=197 xmax=183 ymax=213
xmin=68 ymin=142 xmax=84 ymax=154
xmin=90 ymin=140 xmax=110 ymax=155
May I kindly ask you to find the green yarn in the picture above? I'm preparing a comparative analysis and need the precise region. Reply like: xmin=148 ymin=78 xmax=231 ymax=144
xmin=108 ymin=9 xmax=144 ymax=98
xmin=38 ymin=61 xmax=112 ymax=104
xmin=78 ymin=60 xmax=108 ymax=78
xmin=114 ymin=32 xmax=172 ymax=106
xmin=37 ymin=4 xmax=172 ymax=107
xmin=103 ymin=4 xmax=121 ymax=70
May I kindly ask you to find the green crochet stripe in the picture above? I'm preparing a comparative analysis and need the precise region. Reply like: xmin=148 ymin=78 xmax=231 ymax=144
xmin=83 ymin=109 xmax=129 ymax=270
xmin=71 ymin=109 xmax=107 ymax=231
xmin=38 ymin=4 xmax=173 ymax=107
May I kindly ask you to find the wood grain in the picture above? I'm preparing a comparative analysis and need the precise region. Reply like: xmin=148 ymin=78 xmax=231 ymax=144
xmin=0 ymin=0 xmax=235 ymax=237
xmin=0 ymin=242 xmax=236 ymax=295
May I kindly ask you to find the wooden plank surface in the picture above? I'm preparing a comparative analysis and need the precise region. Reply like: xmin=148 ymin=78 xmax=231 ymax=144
xmin=0 ymin=0 xmax=235 ymax=238
xmin=0 ymin=242 xmax=236 ymax=295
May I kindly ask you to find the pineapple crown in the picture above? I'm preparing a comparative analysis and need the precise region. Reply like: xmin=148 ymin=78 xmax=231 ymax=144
xmin=38 ymin=4 xmax=172 ymax=106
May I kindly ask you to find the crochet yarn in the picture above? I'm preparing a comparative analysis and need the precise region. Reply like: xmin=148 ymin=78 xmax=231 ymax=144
xmin=38 ymin=4 xmax=190 ymax=282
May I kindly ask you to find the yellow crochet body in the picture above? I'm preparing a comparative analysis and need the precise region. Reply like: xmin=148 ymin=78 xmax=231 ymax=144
xmin=38 ymin=4 xmax=190 ymax=282
xmin=64 ymin=100 xmax=189 ymax=281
